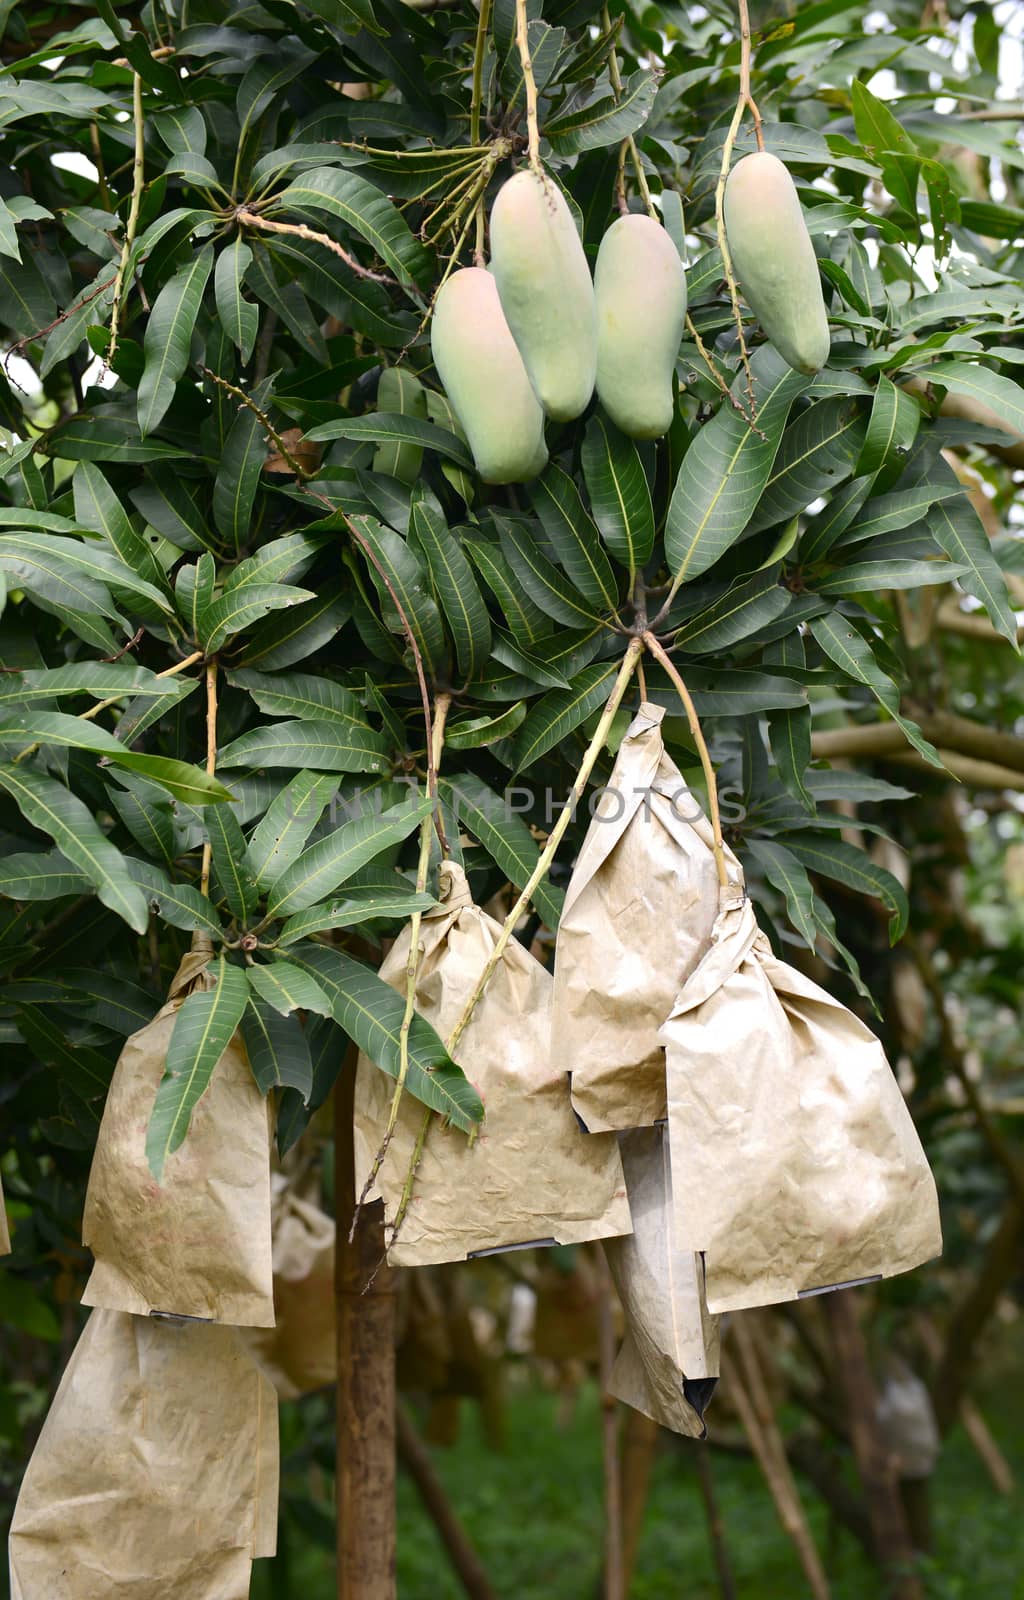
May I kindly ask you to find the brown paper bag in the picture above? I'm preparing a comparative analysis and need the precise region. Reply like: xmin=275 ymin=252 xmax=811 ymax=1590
xmin=244 ymin=1172 xmax=335 ymax=1398
xmin=1 ymin=1170 xmax=11 ymax=1255
xmin=663 ymin=893 xmax=942 ymax=1313
xmin=604 ymin=1126 xmax=719 ymax=1437
xmin=9 ymin=1308 xmax=278 ymax=1599
xmin=552 ymin=702 xmax=741 ymax=1132
xmin=82 ymin=950 xmax=274 ymax=1327
xmin=354 ymin=861 xmax=632 ymax=1266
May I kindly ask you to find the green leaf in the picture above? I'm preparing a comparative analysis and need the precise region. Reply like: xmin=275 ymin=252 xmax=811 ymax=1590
xmin=240 ymin=998 xmax=313 ymax=1098
xmin=265 ymin=792 xmax=431 ymax=918
xmin=497 ymin=516 xmax=604 ymax=630
xmin=512 ymin=661 xmax=617 ymax=772
xmin=15 ymin=1006 xmax=114 ymax=1102
xmin=137 ymin=245 xmax=215 ymax=436
xmin=247 ymin=960 xmax=332 ymax=1017
xmin=546 ymin=69 xmax=657 ymax=155
xmin=581 ymin=415 xmax=655 ymax=575
xmin=441 ymin=772 xmax=563 ymax=929
xmin=748 ymin=398 xmax=867 ymax=534
xmin=0 ymin=713 xmax=235 ymax=805
xmin=72 ymin=461 xmax=169 ymax=598
xmin=125 ymin=858 xmax=222 ymax=934
xmin=0 ymin=765 xmax=149 ymax=932
xmin=409 ymin=500 xmax=491 ymax=684
xmin=675 ymin=571 xmax=791 ymax=656
xmin=44 ymin=418 xmax=191 ymax=464
xmin=850 ymin=79 xmax=917 ymax=159
xmin=231 ymin=668 xmax=367 ymax=726
xmin=373 ymin=366 xmax=427 ymax=484
xmin=445 ymin=703 xmax=526 ymax=749
xmin=464 ymin=541 xmax=554 ymax=651
xmin=222 ymin=533 xmax=321 ymax=594
xmin=217 ymin=718 xmax=390 ymax=774
xmin=809 ymin=614 xmax=943 ymax=768
xmin=235 ymin=582 xmax=352 ymax=671
xmin=0 ymin=849 xmax=89 ymax=900
xmin=214 ymin=238 xmax=258 ymax=363
xmin=350 ymin=514 xmax=448 ymax=679
xmin=0 ymin=531 xmax=171 ymax=617
xmin=305 ymin=411 xmax=473 ymax=470
xmin=856 ymin=376 xmax=920 ymax=480
xmin=921 ymin=359 xmax=1024 ymax=439
xmin=205 ymin=802 xmax=259 ymax=921
xmin=145 ymin=956 xmax=249 ymax=1180
xmin=212 ymin=378 xmax=273 ymax=551
xmin=782 ymin=832 xmax=909 ymax=944
xmin=270 ymin=167 xmax=430 ymax=288
xmin=529 ymin=465 xmax=619 ymax=612
xmin=200 ymin=584 xmax=316 ymax=653
xmin=814 ymin=558 xmax=962 ymax=594
xmin=767 ymin=704 xmax=813 ymax=811
xmin=0 ymin=663 xmax=186 ymax=707
xmin=276 ymin=882 xmax=435 ymax=945
xmin=834 ymin=482 xmax=964 ymax=548
xmin=666 ymin=345 xmax=811 ymax=585
xmin=928 ymin=473 xmax=1018 ymax=648
xmin=246 ymin=770 xmax=340 ymax=885
xmin=747 ymin=837 xmax=817 ymax=947
xmin=286 ymin=945 xmax=483 ymax=1131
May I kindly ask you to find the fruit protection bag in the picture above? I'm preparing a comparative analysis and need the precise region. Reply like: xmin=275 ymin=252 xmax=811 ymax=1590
xmin=552 ymin=701 xmax=740 ymax=1133
xmin=82 ymin=948 xmax=275 ymax=1327
xmin=662 ymin=892 xmax=942 ymax=1313
xmin=353 ymin=861 xmax=632 ymax=1266
xmin=9 ymin=1309 xmax=278 ymax=1600
xmin=603 ymin=1126 xmax=719 ymax=1438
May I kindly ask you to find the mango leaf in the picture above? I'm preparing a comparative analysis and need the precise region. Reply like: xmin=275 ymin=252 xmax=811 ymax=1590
xmin=850 ymin=79 xmax=918 ymax=159
xmin=546 ymin=69 xmax=657 ymax=156
xmin=145 ymin=956 xmax=249 ymax=1180
xmin=125 ymin=858 xmax=222 ymax=934
xmin=212 ymin=377 xmax=273 ymax=551
xmin=305 ymin=411 xmax=473 ymax=470
xmin=748 ymin=397 xmax=867 ymax=534
xmin=809 ymin=614 xmax=943 ymax=768
xmin=137 ymin=245 xmax=215 ymax=436
xmin=814 ymin=558 xmax=964 ymax=594
xmin=246 ymin=770 xmax=339 ymax=885
xmin=247 ymin=960 xmax=332 ymax=1017
xmin=240 ymin=997 xmax=313 ymax=1098
xmin=270 ymin=167 xmax=430 ymax=288
xmin=0 ymin=713 xmax=235 ymax=805
xmin=529 ymin=465 xmax=619 ymax=612
xmin=445 ymin=703 xmax=526 ymax=748
xmin=767 ymin=704 xmax=813 ymax=811
xmin=0 ymin=849 xmax=90 ymax=900
xmin=674 ymin=571 xmax=791 ymax=656
xmin=833 ymin=482 xmax=964 ymax=548
xmin=512 ymin=661 xmax=618 ymax=772
xmin=205 ymin=803 xmax=259 ymax=921
xmin=409 ymin=500 xmax=491 ymax=683
xmin=265 ymin=792 xmax=432 ymax=918
xmin=349 ymin=514 xmax=448 ymax=678
xmin=222 ymin=533 xmax=322 ymax=594
xmin=497 ymin=516 xmax=604 ymax=630
xmin=373 ymin=367 xmax=426 ymax=484
xmin=782 ymin=831 xmax=909 ymax=944
xmin=666 ymin=345 xmax=811 ymax=586
xmin=0 ymin=531 xmax=170 ymax=616
xmin=464 ymin=540 xmax=555 ymax=651
xmin=581 ymin=414 xmax=655 ymax=574
xmin=286 ymin=944 xmax=483 ymax=1130
xmin=231 ymin=668 xmax=366 ymax=726
xmin=747 ymin=836 xmax=818 ymax=947
xmin=0 ymin=662 xmax=185 ymax=706
xmin=0 ymin=765 xmax=149 ymax=933
xmin=927 ymin=466 xmax=1019 ymax=648
xmin=856 ymin=375 xmax=920 ymax=480
xmin=441 ymin=772 xmax=563 ymax=929
xmin=217 ymin=717 xmax=390 ymax=774
xmin=199 ymin=584 xmax=316 ymax=653
xmin=276 ymin=882 xmax=434 ymax=945
xmin=214 ymin=238 xmax=259 ymax=362
xmin=72 ymin=461 xmax=169 ymax=598
xmin=235 ymin=583 xmax=352 ymax=670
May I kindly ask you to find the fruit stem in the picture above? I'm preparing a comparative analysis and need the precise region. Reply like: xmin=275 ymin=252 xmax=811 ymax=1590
xmin=471 ymin=0 xmax=494 ymax=261
xmin=602 ymin=6 xmax=657 ymax=220
xmin=715 ymin=0 xmax=766 ymax=417
xmin=515 ymin=0 xmax=542 ymax=172
xmin=198 ymin=658 xmax=219 ymax=899
xmin=642 ymin=631 xmax=730 ymax=890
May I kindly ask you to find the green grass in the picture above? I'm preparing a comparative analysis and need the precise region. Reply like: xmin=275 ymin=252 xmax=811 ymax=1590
xmin=257 ymin=1373 xmax=1024 ymax=1599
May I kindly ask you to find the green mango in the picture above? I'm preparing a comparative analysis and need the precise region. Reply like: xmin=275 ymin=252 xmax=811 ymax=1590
xmin=373 ymin=367 xmax=426 ymax=484
xmin=430 ymin=266 xmax=548 ymax=484
xmin=723 ymin=151 xmax=830 ymax=376
xmin=489 ymin=170 xmax=597 ymax=422
xmin=595 ymin=213 xmax=687 ymax=439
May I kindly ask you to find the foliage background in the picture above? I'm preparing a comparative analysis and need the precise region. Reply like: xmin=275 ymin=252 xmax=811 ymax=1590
xmin=1 ymin=0 xmax=1022 ymax=1591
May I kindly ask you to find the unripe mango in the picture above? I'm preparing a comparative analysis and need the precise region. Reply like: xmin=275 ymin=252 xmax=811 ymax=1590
xmin=723 ymin=151 xmax=830 ymax=376
xmin=430 ymin=266 xmax=548 ymax=484
xmin=489 ymin=170 xmax=597 ymax=422
xmin=595 ymin=214 xmax=687 ymax=439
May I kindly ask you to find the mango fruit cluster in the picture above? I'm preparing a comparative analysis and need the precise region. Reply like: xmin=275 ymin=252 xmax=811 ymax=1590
xmin=431 ymin=155 xmax=828 ymax=486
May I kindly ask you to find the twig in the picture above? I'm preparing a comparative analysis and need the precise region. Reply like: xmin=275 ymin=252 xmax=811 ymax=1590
xmin=236 ymin=207 xmax=398 ymax=285
xmin=200 ymin=366 xmax=310 ymax=479
xmin=714 ymin=0 xmax=765 ymax=415
xmin=515 ymin=0 xmax=542 ymax=171
xmin=387 ymin=638 xmax=645 ymax=1246
xmin=11 ymin=648 xmax=202 ymax=766
xmin=685 ymin=313 xmax=754 ymax=420
xmin=108 ymin=71 xmax=145 ymax=367
xmin=352 ymin=693 xmax=451 ymax=1235
xmin=470 ymin=0 xmax=494 ymax=262
xmin=199 ymin=659 xmax=218 ymax=899
xmin=642 ymin=632 xmax=730 ymax=889
xmin=602 ymin=5 xmax=656 ymax=220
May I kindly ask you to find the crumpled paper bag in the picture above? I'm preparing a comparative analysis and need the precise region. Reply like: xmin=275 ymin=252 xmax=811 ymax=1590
xmin=552 ymin=702 xmax=741 ymax=1132
xmin=354 ymin=861 xmax=632 ymax=1266
xmin=244 ymin=1171 xmax=335 ymax=1398
xmin=9 ymin=1308 xmax=278 ymax=1599
xmin=604 ymin=1126 xmax=719 ymax=1437
xmin=1 ymin=1170 xmax=10 ymax=1255
xmin=82 ymin=949 xmax=275 ymax=1327
xmin=663 ymin=893 xmax=942 ymax=1313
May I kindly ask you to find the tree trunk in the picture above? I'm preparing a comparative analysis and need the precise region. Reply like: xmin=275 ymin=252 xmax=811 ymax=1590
xmin=335 ymin=1048 xmax=397 ymax=1600
xmin=823 ymin=1293 xmax=922 ymax=1600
